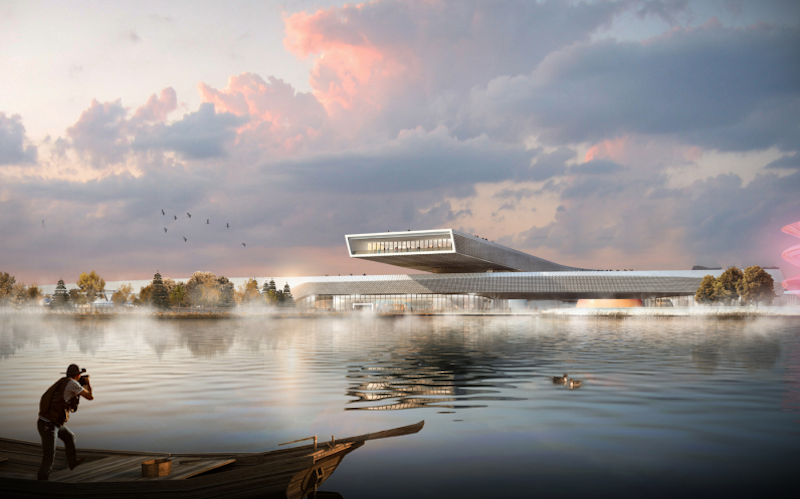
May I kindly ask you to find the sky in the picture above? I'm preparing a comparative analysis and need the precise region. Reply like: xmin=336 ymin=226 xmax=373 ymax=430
xmin=1 ymin=0 xmax=799 ymax=286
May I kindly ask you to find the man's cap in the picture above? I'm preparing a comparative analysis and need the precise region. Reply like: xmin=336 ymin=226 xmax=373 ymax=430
xmin=65 ymin=364 xmax=86 ymax=377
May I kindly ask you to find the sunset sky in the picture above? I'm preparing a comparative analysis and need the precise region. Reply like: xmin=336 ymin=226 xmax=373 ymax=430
xmin=2 ymin=0 xmax=799 ymax=285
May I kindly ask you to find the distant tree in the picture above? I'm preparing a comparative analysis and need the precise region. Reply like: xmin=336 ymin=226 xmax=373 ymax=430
xmin=26 ymin=284 xmax=42 ymax=303
xmin=68 ymin=288 xmax=87 ymax=306
xmin=111 ymin=283 xmax=133 ymax=306
xmin=713 ymin=266 xmax=743 ymax=305
xmin=77 ymin=270 xmax=106 ymax=303
xmin=282 ymin=283 xmax=295 ymax=308
xmin=151 ymin=272 xmax=171 ymax=310
xmin=10 ymin=283 xmax=28 ymax=308
xmin=236 ymin=278 xmax=260 ymax=306
xmin=263 ymin=278 xmax=280 ymax=306
xmin=52 ymin=278 xmax=70 ymax=309
xmin=739 ymin=266 xmax=776 ymax=306
xmin=695 ymin=275 xmax=717 ymax=304
xmin=135 ymin=285 xmax=153 ymax=306
xmin=218 ymin=276 xmax=235 ymax=308
xmin=169 ymin=283 xmax=188 ymax=307
xmin=186 ymin=271 xmax=219 ymax=307
xmin=0 ymin=271 xmax=15 ymax=306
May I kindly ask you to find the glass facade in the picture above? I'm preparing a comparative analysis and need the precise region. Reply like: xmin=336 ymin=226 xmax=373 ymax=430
xmin=352 ymin=238 xmax=452 ymax=255
xmin=297 ymin=293 xmax=498 ymax=312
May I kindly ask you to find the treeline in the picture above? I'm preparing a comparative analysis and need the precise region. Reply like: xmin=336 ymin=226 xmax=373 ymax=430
xmin=138 ymin=272 xmax=295 ymax=309
xmin=1 ymin=270 xmax=109 ymax=308
xmin=695 ymin=266 xmax=776 ymax=306
xmin=1 ymin=270 xmax=296 ymax=310
xmin=0 ymin=271 xmax=42 ymax=307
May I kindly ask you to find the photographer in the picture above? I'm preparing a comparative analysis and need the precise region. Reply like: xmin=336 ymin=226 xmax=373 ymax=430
xmin=37 ymin=364 xmax=94 ymax=480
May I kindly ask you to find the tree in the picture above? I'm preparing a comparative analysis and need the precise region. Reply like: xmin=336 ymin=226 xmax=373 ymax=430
xmin=68 ymin=288 xmax=86 ymax=306
xmin=218 ymin=276 xmax=235 ymax=308
xmin=52 ymin=278 xmax=70 ymax=309
xmin=26 ymin=284 xmax=42 ymax=303
xmin=77 ymin=270 xmax=106 ymax=303
xmin=713 ymin=266 xmax=743 ymax=305
xmin=695 ymin=275 xmax=717 ymax=304
xmin=169 ymin=283 xmax=188 ymax=307
xmin=282 ymin=282 xmax=295 ymax=308
xmin=135 ymin=285 xmax=153 ymax=306
xmin=151 ymin=272 xmax=171 ymax=310
xmin=0 ymin=271 xmax=15 ymax=306
xmin=264 ymin=278 xmax=280 ymax=306
xmin=236 ymin=278 xmax=260 ymax=306
xmin=10 ymin=282 xmax=28 ymax=308
xmin=739 ymin=266 xmax=776 ymax=306
xmin=111 ymin=283 xmax=133 ymax=306
xmin=185 ymin=271 xmax=219 ymax=307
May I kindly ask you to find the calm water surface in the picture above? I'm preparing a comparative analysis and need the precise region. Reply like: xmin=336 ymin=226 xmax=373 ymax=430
xmin=1 ymin=315 xmax=798 ymax=497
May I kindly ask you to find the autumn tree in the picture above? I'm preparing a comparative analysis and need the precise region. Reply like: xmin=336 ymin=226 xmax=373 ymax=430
xmin=111 ymin=283 xmax=133 ymax=306
xmin=218 ymin=276 xmax=235 ymax=308
xmin=185 ymin=271 xmax=220 ymax=307
xmin=135 ymin=284 xmax=153 ymax=306
xmin=0 ymin=271 xmax=15 ymax=306
xmin=739 ymin=266 xmax=776 ymax=306
xmin=68 ymin=288 xmax=86 ymax=306
xmin=695 ymin=274 xmax=717 ymax=304
xmin=10 ymin=283 xmax=29 ymax=308
xmin=713 ymin=266 xmax=743 ymax=305
xmin=263 ymin=278 xmax=280 ymax=306
xmin=236 ymin=278 xmax=260 ymax=306
xmin=151 ymin=272 xmax=170 ymax=310
xmin=77 ymin=270 xmax=106 ymax=303
xmin=169 ymin=283 xmax=188 ymax=307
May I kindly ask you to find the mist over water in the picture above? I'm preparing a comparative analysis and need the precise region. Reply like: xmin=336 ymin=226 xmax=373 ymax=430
xmin=1 ymin=315 xmax=798 ymax=497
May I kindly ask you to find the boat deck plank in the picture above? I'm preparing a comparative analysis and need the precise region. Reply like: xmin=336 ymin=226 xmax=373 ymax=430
xmin=133 ymin=459 xmax=236 ymax=481
xmin=50 ymin=455 xmax=160 ymax=483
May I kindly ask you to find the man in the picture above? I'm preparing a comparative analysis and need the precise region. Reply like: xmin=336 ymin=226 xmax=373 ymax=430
xmin=37 ymin=364 xmax=94 ymax=480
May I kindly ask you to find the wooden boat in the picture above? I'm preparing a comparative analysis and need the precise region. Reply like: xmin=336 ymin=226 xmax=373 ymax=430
xmin=0 ymin=421 xmax=423 ymax=498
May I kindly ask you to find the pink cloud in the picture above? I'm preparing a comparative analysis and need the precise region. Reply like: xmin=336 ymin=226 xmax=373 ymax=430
xmin=283 ymin=5 xmax=411 ymax=113
xmin=198 ymin=73 xmax=327 ymax=154
xmin=584 ymin=136 xmax=629 ymax=163
xmin=132 ymin=87 xmax=177 ymax=123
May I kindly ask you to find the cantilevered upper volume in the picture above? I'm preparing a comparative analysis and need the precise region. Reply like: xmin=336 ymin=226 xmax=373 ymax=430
xmin=345 ymin=229 xmax=588 ymax=273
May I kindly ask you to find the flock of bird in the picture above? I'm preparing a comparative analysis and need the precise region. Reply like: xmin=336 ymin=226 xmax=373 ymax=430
xmin=161 ymin=209 xmax=245 ymax=247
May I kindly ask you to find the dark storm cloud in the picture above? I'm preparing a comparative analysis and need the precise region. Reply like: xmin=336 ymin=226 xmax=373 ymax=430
xmin=0 ymin=113 xmax=37 ymax=165
xmin=467 ymin=21 xmax=800 ymax=152
xmin=765 ymin=154 xmax=800 ymax=169
xmin=133 ymin=103 xmax=247 ymax=159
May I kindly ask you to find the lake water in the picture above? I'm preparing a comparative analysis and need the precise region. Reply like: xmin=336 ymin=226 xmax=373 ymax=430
xmin=1 ymin=315 xmax=798 ymax=497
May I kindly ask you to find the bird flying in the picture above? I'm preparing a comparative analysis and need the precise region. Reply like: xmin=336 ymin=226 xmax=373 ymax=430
xmin=161 ymin=209 xmax=165 ymax=215
xmin=226 ymin=223 xmax=230 ymax=228
xmin=242 ymin=243 xmax=246 ymax=247
xmin=187 ymin=212 xmax=191 ymax=218
xmin=206 ymin=219 xmax=209 ymax=224
xmin=183 ymin=237 xmax=187 ymax=242
xmin=164 ymin=228 xmax=167 ymax=233
xmin=174 ymin=215 xmax=177 ymax=220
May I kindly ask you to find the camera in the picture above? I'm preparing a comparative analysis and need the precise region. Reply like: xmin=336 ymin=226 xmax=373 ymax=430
xmin=78 ymin=374 xmax=90 ymax=387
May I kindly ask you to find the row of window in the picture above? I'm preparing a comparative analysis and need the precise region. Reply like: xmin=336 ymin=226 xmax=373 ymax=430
xmin=300 ymin=293 xmax=496 ymax=311
xmin=365 ymin=239 xmax=452 ymax=252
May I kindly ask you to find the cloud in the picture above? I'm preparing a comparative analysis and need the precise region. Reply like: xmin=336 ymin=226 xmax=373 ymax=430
xmin=198 ymin=73 xmax=327 ymax=154
xmin=283 ymin=0 xmax=628 ymax=118
xmin=466 ymin=21 xmax=800 ymax=152
xmin=132 ymin=87 xmax=178 ymax=123
xmin=65 ymin=99 xmax=129 ymax=168
xmin=268 ymin=126 xmax=543 ymax=195
xmin=133 ymin=103 xmax=246 ymax=159
xmin=0 ymin=113 xmax=37 ymax=165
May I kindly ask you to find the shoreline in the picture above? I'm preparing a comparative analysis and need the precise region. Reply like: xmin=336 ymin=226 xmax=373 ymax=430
xmin=2 ymin=307 xmax=800 ymax=319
